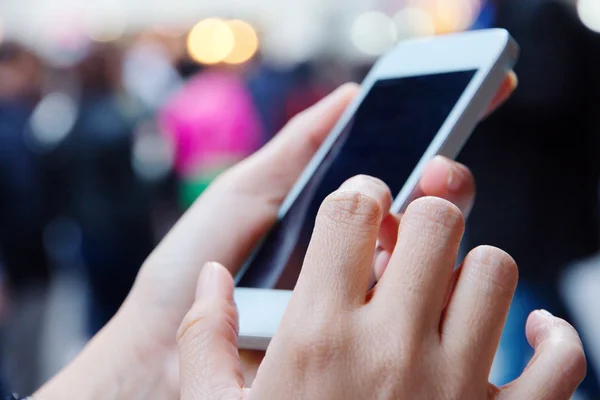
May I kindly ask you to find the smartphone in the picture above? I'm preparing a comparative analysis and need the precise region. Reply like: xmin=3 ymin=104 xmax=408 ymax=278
xmin=234 ymin=29 xmax=519 ymax=350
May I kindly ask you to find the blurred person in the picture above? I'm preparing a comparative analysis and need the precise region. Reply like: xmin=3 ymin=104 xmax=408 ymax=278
xmin=22 ymin=79 xmax=584 ymax=400
xmin=0 ymin=259 xmax=11 ymax=395
xmin=176 ymin=56 xmax=205 ymax=79
xmin=245 ymin=52 xmax=301 ymax=140
xmin=41 ymin=43 xmax=156 ymax=333
xmin=119 ymin=33 xmax=185 ymax=240
xmin=279 ymin=61 xmax=338 ymax=131
xmin=159 ymin=67 xmax=264 ymax=209
xmin=458 ymin=0 xmax=600 ymax=396
xmin=122 ymin=32 xmax=184 ymax=112
xmin=0 ymin=42 xmax=48 ymax=289
xmin=0 ymin=41 xmax=49 ymax=393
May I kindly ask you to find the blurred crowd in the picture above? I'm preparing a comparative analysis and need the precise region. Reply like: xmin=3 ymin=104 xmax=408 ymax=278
xmin=0 ymin=0 xmax=599 ymax=398
xmin=0 ymin=22 xmax=357 ymax=392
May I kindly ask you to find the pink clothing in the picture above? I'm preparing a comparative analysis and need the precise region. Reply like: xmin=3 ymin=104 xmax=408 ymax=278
xmin=159 ymin=70 xmax=263 ymax=178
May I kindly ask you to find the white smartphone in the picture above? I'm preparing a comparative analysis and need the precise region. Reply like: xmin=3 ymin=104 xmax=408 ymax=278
xmin=234 ymin=29 xmax=519 ymax=350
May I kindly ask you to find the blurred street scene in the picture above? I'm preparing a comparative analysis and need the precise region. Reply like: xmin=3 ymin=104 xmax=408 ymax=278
xmin=0 ymin=0 xmax=599 ymax=398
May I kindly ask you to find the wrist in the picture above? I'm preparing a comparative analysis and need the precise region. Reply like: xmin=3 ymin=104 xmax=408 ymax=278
xmin=33 ymin=322 xmax=123 ymax=400
xmin=33 ymin=304 xmax=169 ymax=400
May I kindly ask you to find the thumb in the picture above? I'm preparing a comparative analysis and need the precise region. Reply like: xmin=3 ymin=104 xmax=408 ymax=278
xmin=177 ymin=262 xmax=244 ymax=400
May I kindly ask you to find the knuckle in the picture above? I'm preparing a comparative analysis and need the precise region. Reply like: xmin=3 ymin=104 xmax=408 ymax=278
xmin=285 ymin=112 xmax=322 ymax=152
xmin=562 ymin=342 xmax=588 ymax=383
xmin=177 ymin=300 xmax=238 ymax=349
xmin=546 ymin=321 xmax=587 ymax=383
xmin=542 ymin=338 xmax=588 ymax=396
xmin=304 ymin=125 xmax=327 ymax=155
xmin=319 ymin=190 xmax=383 ymax=232
xmin=465 ymin=246 xmax=519 ymax=293
xmin=403 ymin=197 xmax=464 ymax=239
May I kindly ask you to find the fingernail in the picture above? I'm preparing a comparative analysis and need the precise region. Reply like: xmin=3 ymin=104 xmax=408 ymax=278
xmin=508 ymin=71 xmax=519 ymax=91
xmin=339 ymin=176 xmax=388 ymax=201
xmin=539 ymin=309 xmax=553 ymax=318
xmin=447 ymin=162 xmax=468 ymax=192
xmin=196 ymin=262 xmax=221 ymax=300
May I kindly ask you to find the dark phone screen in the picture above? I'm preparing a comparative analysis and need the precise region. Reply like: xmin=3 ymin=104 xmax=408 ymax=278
xmin=237 ymin=70 xmax=477 ymax=290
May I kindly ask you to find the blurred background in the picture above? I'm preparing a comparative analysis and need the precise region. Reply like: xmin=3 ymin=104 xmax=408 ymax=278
xmin=0 ymin=0 xmax=599 ymax=398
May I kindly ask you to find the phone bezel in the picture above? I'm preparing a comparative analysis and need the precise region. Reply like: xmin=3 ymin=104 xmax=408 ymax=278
xmin=235 ymin=28 xmax=519 ymax=350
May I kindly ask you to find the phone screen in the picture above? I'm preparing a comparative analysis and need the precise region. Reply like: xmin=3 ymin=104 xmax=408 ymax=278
xmin=237 ymin=69 xmax=477 ymax=290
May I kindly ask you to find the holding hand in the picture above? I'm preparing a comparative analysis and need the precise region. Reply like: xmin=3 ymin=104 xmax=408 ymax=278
xmin=178 ymin=177 xmax=586 ymax=400
xmin=36 ymin=74 xmax=542 ymax=400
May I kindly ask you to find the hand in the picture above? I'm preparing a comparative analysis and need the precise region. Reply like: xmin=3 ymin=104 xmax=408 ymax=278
xmin=177 ymin=177 xmax=586 ymax=400
xmin=35 ymin=72 xmax=517 ymax=399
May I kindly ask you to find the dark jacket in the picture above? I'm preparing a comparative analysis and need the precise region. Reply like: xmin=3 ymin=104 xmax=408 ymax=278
xmin=459 ymin=0 xmax=600 ymax=281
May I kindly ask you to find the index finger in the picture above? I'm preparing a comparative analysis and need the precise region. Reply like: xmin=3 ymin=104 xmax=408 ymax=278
xmin=295 ymin=175 xmax=392 ymax=308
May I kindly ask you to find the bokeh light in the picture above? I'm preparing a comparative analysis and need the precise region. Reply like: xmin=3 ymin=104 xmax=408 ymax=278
xmin=29 ymin=92 xmax=77 ymax=150
xmin=224 ymin=20 xmax=259 ymax=64
xmin=578 ymin=0 xmax=600 ymax=33
xmin=351 ymin=11 xmax=397 ymax=56
xmin=84 ymin=6 xmax=127 ymax=42
xmin=132 ymin=121 xmax=174 ymax=182
xmin=187 ymin=18 xmax=235 ymax=65
xmin=393 ymin=7 xmax=436 ymax=41
xmin=152 ymin=25 xmax=187 ymax=38
xmin=426 ymin=0 xmax=480 ymax=34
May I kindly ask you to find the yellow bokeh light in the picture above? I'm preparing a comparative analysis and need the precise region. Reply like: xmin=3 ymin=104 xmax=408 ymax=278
xmin=187 ymin=18 xmax=235 ymax=65
xmin=421 ymin=0 xmax=480 ymax=34
xmin=224 ymin=20 xmax=259 ymax=64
